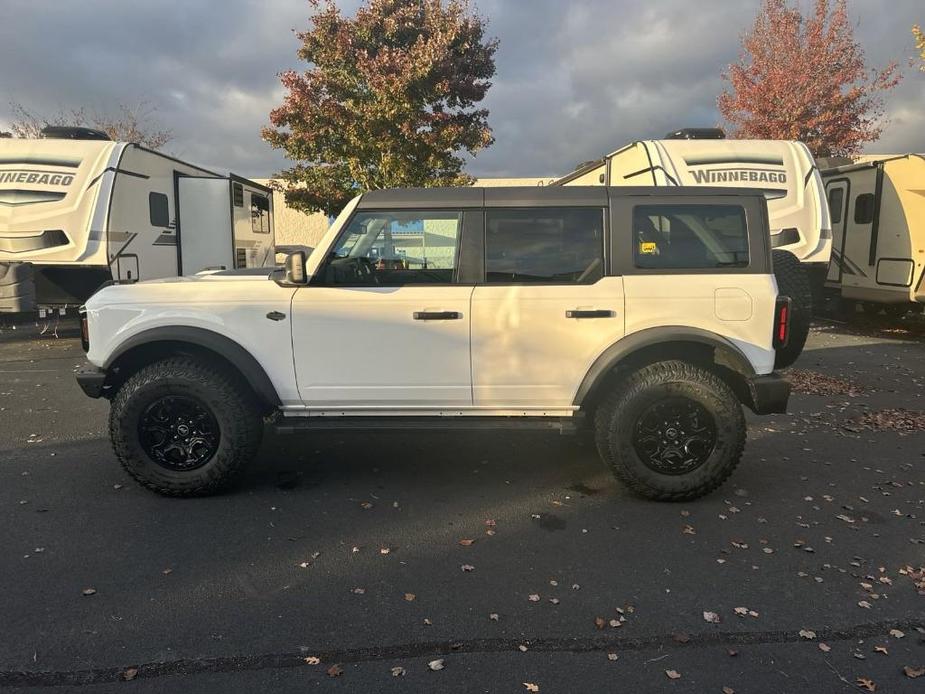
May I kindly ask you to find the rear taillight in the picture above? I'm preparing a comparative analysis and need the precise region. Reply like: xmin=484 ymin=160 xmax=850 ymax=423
xmin=80 ymin=313 xmax=89 ymax=352
xmin=773 ymin=297 xmax=791 ymax=349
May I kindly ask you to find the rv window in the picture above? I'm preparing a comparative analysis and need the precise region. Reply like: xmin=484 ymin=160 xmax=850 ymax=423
xmin=149 ymin=192 xmax=169 ymax=228
xmin=854 ymin=193 xmax=875 ymax=225
xmin=827 ymin=187 xmax=844 ymax=225
xmin=232 ymin=182 xmax=244 ymax=207
xmin=321 ymin=210 xmax=463 ymax=285
xmin=484 ymin=208 xmax=604 ymax=284
xmin=251 ymin=194 xmax=270 ymax=234
xmin=633 ymin=204 xmax=749 ymax=269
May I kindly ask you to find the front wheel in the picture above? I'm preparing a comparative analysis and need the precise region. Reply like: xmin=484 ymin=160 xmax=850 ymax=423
xmin=109 ymin=357 xmax=263 ymax=496
xmin=594 ymin=361 xmax=746 ymax=501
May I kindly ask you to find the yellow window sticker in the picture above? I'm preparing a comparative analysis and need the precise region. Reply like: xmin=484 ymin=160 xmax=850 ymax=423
xmin=639 ymin=241 xmax=658 ymax=255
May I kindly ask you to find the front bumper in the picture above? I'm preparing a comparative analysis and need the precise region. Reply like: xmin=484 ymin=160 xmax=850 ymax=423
xmin=745 ymin=373 xmax=790 ymax=415
xmin=76 ymin=365 xmax=107 ymax=399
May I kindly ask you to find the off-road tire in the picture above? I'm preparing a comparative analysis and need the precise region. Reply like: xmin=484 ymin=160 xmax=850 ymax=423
xmin=110 ymin=357 xmax=262 ymax=496
xmin=594 ymin=360 xmax=746 ymax=501
xmin=772 ymin=249 xmax=812 ymax=368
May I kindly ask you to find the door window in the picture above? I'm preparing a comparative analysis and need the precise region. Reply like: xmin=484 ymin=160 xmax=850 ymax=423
xmin=320 ymin=210 xmax=462 ymax=285
xmin=484 ymin=208 xmax=604 ymax=283
xmin=251 ymin=194 xmax=270 ymax=233
xmin=633 ymin=204 xmax=749 ymax=269
xmin=827 ymin=187 xmax=844 ymax=225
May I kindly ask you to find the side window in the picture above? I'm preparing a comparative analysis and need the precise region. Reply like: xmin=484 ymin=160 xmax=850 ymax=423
xmin=827 ymin=187 xmax=844 ymax=225
xmin=148 ymin=192 xmax=169 ymax=228
xmin=232 ymin=182 xmax=244 ymax=207
xmin=633 ymin=204 xmax=749 ymax=269
xmin=484 ymin=208 xmax=604 ymax=283
xmin=854 ymin=193 xmax=875 ymax=224
xmin=321 ymin=210 xmax=462 ymax=285
xmin=251 ymin=194 xmax=270 ymax=233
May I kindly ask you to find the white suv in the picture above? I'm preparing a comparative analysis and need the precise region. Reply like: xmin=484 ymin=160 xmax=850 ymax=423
xmin=77 ymin=186 xmax=791 ymax=500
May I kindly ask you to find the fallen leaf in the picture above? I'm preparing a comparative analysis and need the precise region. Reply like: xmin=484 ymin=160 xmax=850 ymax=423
xmin=703 ymin=611 xmax=722 ymax=624
xmin=460 ymin=564 xmax=475 ymax=572
xmin=858 ymin=601 xmax=872 ymax=609
xmin=360 ymin=502 xmax=373 ymax=510
xmin=722 ymin=687 xmax=735 ymax=694
xmin=594 ymin=616 xmax=606 ymax=630
xmin=528 ymin=594 xmax=540 ymax=602
xmin=423 ymin=618 xmax=432 ymax=626
xmin=121 ymin=668 xmax=138 ymax=682
xmin=428 ymin=659 xmax=445 ymax=671
xmin=904 ymin=666 xmax=925 ymax=679
xmin=799 ymin=629 xmax=817 ymax=640
xmin=352 ymin=587 xmax=365 ymax=595
xmin=665 ymin=669 xmax=681 ymax=680
xmin=607 ymin=653 xmax=619 ymax=661
xmin=889 ymin=629 xmax=904 ymax=638
xmin=856 ymin=677 xmax=876 ymax=691
xmin=489 ymin=613 xmax=499 ymax=621
xmin=874 ymin=646 xmax=888 ymax=655
xmin=327 ymin=664 xmax=343 ymax=677
xmin=379 ymin=547 xmax=390 ymax=555
xmin=734 ymin=607 xmax=748 ymax=616
xmin=391 ymin=666 xmax=405 ymax=677
xmin=818 ymin=643 xmax=831 ymax=652
xmin=682 ymin=524 xmax=696 ymax=535
xmin=404 ymin=593 xmax=416 ymax=601
xmin=81 ymin=588 xmax=96 ymax=596
xmin=523 ymin=684 xmax=540 ymax=692
xmin=162 ymin=568 xmax=172 ymax=575
xmin=458 ymin=539 xmax=475 ymax=546
xmin=672 ymin=632 xmax=690 ymax=644
xmin=304 ymin=656 xmax=321 ymax=665
xmin=518 ymin=644 xmax=528 ymax=652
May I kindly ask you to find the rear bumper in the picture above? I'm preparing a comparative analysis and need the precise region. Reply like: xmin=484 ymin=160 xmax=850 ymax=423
xmin=745 ymin=373 xmax=790 ymax=415
xmin=76 ymin=365 xmax=107 ymax=399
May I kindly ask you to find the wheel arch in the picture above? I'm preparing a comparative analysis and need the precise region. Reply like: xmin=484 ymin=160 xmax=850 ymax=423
xmin=103 ymin=326 xmax=281 ymax=411
xmin=573 ymin=327 xmax=757 ymax=412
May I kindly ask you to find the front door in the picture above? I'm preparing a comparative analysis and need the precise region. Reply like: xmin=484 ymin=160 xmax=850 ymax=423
xmin=825 ymin=179 xmax=849 ymax=284
xmin=291 ymin=208 xmax=473 ymax=409
xmin=470 ymin=206 xmax=624 ymax=409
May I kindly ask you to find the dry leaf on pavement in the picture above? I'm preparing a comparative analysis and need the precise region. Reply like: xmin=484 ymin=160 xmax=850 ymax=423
xmin=856 ymin=677 xmax=876 ymax=691
xmin=460 ymin=564 xmax=475 ymax=572
xmin=391 ymin=666 xmax=405 ymax=677
xmin=665 ymin=669 xmax=681 ymax=680
xmin=818 ymin=643 xmax=831 ymax=652
xmin=428 ymin=659 xmax=445 ymax=671
xmin=703 ymin=611 xmax=721 ymax=624
xmin=904 ymin=666 xmax=925 ymax=678
xmin=326 ymin=664 xmax=343 ymax=677
xmin=458 ymin=539 xmax=475 ymax=546
xmin=303 ymin=656 xmax=320 ymax=665
xmin=523 ymin=684 xmax=539 ymax=692
xmin=799 ymin=629 xmax=816 ymax=639
xmin=404 ymin=593 xmax=415 ymax=601
xmin=121 ymin=668 xmax=138 ymax=682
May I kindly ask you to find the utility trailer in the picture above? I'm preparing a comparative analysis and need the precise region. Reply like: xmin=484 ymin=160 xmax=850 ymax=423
xmin=820 ymin=155 xmax=925 ymax=316
xmin=0 ymin=128 xmax=275 ymax=316
xmin=554 ymin=128 xmax=831 ymax=367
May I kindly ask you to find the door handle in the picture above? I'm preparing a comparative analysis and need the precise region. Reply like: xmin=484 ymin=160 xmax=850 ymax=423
xmin=566 ymin=309 xmax=615 ymax=319
xmin=413 ymin=311 xmax=462 ymax=320
xmin=266 ymin=311 xmax=286 ymax=321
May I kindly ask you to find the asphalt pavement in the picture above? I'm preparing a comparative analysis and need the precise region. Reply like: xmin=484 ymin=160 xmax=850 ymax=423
xmin=0 ymin=316 xmax=922 ymax=693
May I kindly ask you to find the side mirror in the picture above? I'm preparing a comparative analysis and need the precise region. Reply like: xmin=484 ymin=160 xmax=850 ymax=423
xmin=285 ymin=251 xmax=307 ymax=285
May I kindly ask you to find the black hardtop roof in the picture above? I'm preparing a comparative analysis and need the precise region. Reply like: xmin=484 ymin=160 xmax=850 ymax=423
xmin=356 ymin=186 xmax=767 ymax=209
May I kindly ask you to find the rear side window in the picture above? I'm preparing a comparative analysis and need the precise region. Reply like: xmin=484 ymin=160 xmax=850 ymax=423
xmin=854 ymin=193 xmax=875 ymax=224
xmin=827 ymin=187 xmax=844 ymax=225
xmin=633 ymin=204 xmax=749 ymax=269
xmin=149 ymin=192 xmax=169 ymax=227
xmin=251 ymin=194 xmax=270 ymax=233
xmin=485 ymin=208 xmax=604 ymax=283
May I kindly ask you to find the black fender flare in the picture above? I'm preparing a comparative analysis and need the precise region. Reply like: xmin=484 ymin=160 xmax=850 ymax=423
xmin=572 ymin=326 xmax=757 ymax=406
xmin=104 ymin=326 xmax=281 ymax=407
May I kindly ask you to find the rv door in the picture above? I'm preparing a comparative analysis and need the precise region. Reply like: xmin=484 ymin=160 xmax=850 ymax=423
xmin=176 ymin=176 xmax=234 ymax=274
xmin=825 ymin=179 xmax=849 ymax=284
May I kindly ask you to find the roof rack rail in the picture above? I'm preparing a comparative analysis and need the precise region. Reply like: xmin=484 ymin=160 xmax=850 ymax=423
xmin=664 ymin=128 xmax=726 ymax=140
xmin=41 ymin=126 xmax=112 ymax=141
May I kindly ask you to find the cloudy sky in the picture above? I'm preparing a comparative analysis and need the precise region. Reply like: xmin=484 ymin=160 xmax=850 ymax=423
xmin=1 ymin=0 xmax=922 ymax=178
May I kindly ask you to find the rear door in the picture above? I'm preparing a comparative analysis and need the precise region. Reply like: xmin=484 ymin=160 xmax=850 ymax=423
xmin=470 ymin=202 xmax=624 ymax=409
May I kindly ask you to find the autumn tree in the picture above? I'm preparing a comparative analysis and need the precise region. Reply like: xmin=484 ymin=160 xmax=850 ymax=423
xmin=718 ymin=0 xmax=900 ymax=157
xmin=914 ymin=25 xmax=925 ymax=71
xmin=8 ymin=101 xmax=172 ymax=149
xmin=263 ymin=0 xmax=497 ymax=215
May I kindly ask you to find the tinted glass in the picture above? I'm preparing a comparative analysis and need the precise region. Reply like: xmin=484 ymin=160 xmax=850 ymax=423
xmin=485 ymin=208 xmax=604 ymax=283
xmin=854 ymin=193 xmax=875 ymax=224
xmin=251 ymin=194 xmax=270 ymax=233
xmin=322 ymin=210 xmax=461 ymax=285
xmin=633 ymin=204 xmax=749 ymax=269
xmin=148 ymin=192 xmax=169 ymax=227
xmin=827 ymin=187 xmax=844 ymax=225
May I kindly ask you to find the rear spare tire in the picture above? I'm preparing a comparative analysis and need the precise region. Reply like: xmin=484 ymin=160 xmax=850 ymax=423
xmin=110 ymin=357 xmax=262 ymax=496
xmin=772 ymin=249 xmax=812 ymax=368
xmin=594 ymin=360 xmax=746 ymax=501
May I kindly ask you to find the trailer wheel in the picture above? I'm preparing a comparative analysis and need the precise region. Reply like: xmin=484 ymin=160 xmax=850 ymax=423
xmin=110 ymin=357 xmax=262 ymax=496
xmin=772 ymin=250 xmax=812 ymax=368
xmin=594 ymin=360 xmax=746 ymax=501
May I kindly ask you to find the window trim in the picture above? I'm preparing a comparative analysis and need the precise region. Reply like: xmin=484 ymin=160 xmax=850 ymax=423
xmin=480 ymin=206 xmax=608 ymax=286
xmin=310 ymin=207 xmax=471 ymax=287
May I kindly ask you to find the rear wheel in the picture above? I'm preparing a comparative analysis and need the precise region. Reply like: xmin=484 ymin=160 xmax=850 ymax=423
xmin=594 ymin=360 xmax=746 ymax=501
xmin=772 ymin=250 xmax=812 ymax=368
xmin=110 ymin=357 xmax=262 ymax=496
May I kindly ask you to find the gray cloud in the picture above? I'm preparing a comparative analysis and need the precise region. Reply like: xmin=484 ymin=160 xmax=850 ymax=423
xmin=1 ymin=0 xmax=922 ymax=179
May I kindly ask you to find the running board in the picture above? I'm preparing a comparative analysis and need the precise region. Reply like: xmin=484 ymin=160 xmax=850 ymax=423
xmin=273 ymin=416 xmax=582 ymax=435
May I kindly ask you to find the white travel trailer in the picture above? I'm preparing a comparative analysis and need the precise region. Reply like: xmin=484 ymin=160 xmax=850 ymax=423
xmin=820 ymin=155 xmax=925 ymax=315
xmin=554 ymin=129 xmax=831 ymax=367
xmin=0 ymin=128 xmax=275 ymax=314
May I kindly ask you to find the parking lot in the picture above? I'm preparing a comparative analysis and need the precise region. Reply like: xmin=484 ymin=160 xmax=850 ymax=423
xmin=0 ymin=317 xmax=923 ymax=693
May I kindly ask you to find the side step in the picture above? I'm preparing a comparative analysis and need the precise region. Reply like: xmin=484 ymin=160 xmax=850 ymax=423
xmin=273 ymin=416 xmax=582 ymax=435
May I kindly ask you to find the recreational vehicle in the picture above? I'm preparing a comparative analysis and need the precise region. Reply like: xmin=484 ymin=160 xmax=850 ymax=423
xmin=0 ymin=128 xmax=275 ymax=315
xmin=554 ymin=129 xmax=831 ymax=367
xmin=821 ymin=154 xmax=925 ymax=315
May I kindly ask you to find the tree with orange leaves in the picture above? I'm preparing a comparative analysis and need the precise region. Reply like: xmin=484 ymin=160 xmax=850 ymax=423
xmin=718 ymin=0 xmax=900 ymax=157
